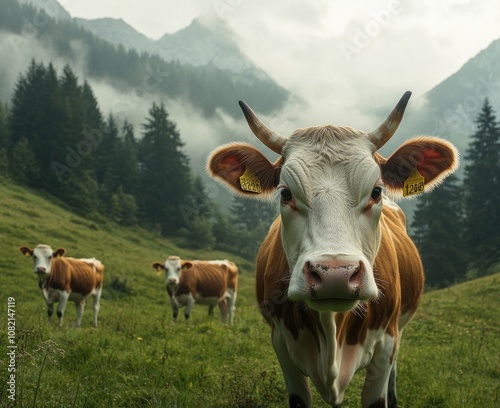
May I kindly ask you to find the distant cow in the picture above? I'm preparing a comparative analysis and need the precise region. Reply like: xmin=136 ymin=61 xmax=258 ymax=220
xmin=152 ymin=256 xmax=238 ymax=324
xmin=20 ymin=244 xmax=104 ymax=327
xmin=207 ymin=92 xmax=459 ymax=407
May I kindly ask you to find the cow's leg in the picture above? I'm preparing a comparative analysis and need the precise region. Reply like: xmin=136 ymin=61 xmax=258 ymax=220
xmin=361 ymin=335 xmax=397 ymax=408
xmin=184 ymin=294 xmax=195 ymax=320
xmin=47 ymin=302 xmax=54 ymax=323
xmin=387 ymin=337 xmax=402 ymax=408
xmin=387 ymin=361 xmax=398 ymax=408
xmin=208 ymin=304 xmax=214 ymax=317
xmin=227 ymin=289 xmax=237 ymax=325
xmin=75 ymin=300 xmax=85 ymax=327
xmin=92 ymin=287 xmax=102 ymax=327
xmin=273 ymin=330 xmax=312 ymax=408
xmin=169 ymin=296 xmax=179 ymax=321
xmin=56 ymin=291 xmax=70 ymax=327
xmin=218 ymin=298 xmax=228 ymax=324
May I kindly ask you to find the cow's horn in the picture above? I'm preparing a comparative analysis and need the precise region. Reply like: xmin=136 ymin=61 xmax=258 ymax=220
xmin=368 ymin=91 xmax=412 ymax=150
xmin=238 ymin=100 xmax=286 ymax=155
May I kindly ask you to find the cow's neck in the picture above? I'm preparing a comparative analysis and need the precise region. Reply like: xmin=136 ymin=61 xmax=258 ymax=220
xmin=37 ymin=274 xmax=48 ymax=289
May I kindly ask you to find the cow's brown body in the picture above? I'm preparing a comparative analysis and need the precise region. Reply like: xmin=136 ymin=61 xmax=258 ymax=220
xmin=47 ymin=257 xmax=104 ymax=297
xmin=153 ymin=257 xmax=238 ymax=324
xmin=20 ymin=245 xmax=104 ymax=327
xmin=257 ymin=204 xmax=424 ymax=351
xmin=208 ymin=92 xmax=458 ymax=407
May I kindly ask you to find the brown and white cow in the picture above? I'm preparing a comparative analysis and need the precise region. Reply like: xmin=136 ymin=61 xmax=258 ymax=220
xmin=208 ymin=92 xmax=458 ymax=407
xmin=152 ymin=256 xmax=238 ymax=324
xmin=20 ymin=244 xmax=104 ymax=327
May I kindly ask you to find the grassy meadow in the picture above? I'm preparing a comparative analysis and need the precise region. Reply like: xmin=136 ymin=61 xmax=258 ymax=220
xmin=0 ymin=175 xmax=499 ymax=407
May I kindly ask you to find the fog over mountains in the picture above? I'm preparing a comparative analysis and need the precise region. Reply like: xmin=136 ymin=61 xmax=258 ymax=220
xmin=6 ymin=0 xmax=500 ymax=174
xmin=76 ymin=16 xmax=274 ymax=83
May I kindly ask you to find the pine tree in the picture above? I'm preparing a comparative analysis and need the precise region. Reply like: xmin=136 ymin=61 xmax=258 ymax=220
xmin=55 ymin=65 xmax=99 ymax=212
xmin=9 ymin=60 xmax=47 ymax=187
xmin=411 ymin=174 xmax=467 ymax=288
xmin=230 ymin=195 xmax=277 ymax=231
xmin=463 ymin=99 xmax=500 ymax=274
xmin=228 ymin=196 xmax=278 ymax=259
xmin=9 ymin=137 xmax=39 ymax=184
xmin=114 ymin=120 xmax=139 ymax=196
xmin=138 ymin=102 xmax=192 ymax=235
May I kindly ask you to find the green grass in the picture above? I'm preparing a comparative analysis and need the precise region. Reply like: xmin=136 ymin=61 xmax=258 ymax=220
xmin=0 ymin=175 xmax=499 ymax=407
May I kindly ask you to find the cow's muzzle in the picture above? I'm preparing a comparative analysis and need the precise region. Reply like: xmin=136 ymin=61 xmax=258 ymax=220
xmin=35 ymin=266 xmax=47 ymax=274
xmin=304 ymin=260 xmax=365 ymax=300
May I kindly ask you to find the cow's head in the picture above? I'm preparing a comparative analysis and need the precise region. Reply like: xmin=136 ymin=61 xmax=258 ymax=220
xmin=19 ymin=244 xmax=66 ymax=275
xmin=152 ymin=256 xmax=188 ymax=287
xmin=208 ymin=92 xmax=458 ymax=312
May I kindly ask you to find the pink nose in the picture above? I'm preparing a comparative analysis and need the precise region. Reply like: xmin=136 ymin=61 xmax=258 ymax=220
xmin=36 ymin=266 xmax=46 ymax=273
xmin=168 ymin=278 xmax=177 ymax=284
xmin=303 ymin=260 xmax=364 ymax=299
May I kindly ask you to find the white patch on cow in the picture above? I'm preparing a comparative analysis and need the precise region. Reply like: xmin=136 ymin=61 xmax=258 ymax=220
xmin=79 ymin=257 xmax=103 ymax=271
xmin=275 ymin=313 xmax=395 ymax=406
xmin=163 ymin=256 xmax=182 ymax=285
xmin=280 ymin=128 xmax=381 ymax=308
xmin=32 ymin=245 xmax=55 ymax=275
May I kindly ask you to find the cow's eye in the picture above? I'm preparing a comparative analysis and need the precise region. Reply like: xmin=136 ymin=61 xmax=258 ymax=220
xmin=281 ymin=188 xmax=292 ymax=203
xmin=371 ymin=187 xmax=382 ymax=201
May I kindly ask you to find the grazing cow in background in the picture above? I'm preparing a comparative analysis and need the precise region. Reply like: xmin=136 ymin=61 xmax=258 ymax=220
xmin=152 ymin=256 xmax=238 ymax=324
xmin=208 ymin=91 xmax=459 ymax=407
xmin=20 ymin=244 xmax=104 ymax=327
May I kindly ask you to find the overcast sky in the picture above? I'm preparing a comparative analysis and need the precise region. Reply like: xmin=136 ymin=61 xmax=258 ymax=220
xmin=59 ymin=0 xmax=500 ymax=130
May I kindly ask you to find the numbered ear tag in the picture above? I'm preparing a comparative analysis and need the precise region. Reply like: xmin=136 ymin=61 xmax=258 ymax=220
xmin=239 ymin=168 xmax=262 ymax=193
xmin=403 ymin=169 xmax=425 ymax=197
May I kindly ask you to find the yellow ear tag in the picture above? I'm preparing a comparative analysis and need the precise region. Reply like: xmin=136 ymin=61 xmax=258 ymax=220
xmin=24 ymin=252 xmax=31 ymax=257
xmin=155 ymin=269 xmax=162 ymax=276
xmin=239 ymin=168 xmax=262 ymax=193
xmin=403 ymin=168 xmax=425 ymax=197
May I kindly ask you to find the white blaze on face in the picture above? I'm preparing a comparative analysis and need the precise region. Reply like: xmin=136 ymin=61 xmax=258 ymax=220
xmin=32 ymin=245 xmax=55 ymax=275
xmin=164 ymin=257 xmax=182 ymax=285
xmin=279 ymin=127 xmax=381 ymax=311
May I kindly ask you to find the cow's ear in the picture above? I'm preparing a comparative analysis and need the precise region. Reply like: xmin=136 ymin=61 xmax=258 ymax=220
xmin=380 ymin=136 xmax=459 ymax=197
xmin=181 ymin=262 xmax=193 ymax=271
xmin=53 ymin=248 xmax=66 ymax=258
xmin=19 ymin=246 xmax=33 ymax=257
xmin=207 ymin=142 xmax=283 ymax=198
xmin=152 ymin=262 xmax=163 ymax=271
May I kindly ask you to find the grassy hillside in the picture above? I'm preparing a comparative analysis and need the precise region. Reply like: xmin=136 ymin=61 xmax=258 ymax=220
xmin=0 ymin=176 xmax=499 ymax=407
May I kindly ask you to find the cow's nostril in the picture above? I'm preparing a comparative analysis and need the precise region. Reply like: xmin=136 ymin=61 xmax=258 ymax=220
xmin=303 ymin=261 xmax=323 ymax=286
xmin=310 ymin=270 xmax=322 ymax=285
xmin=348 ymin=264 xmax=363 ymax=286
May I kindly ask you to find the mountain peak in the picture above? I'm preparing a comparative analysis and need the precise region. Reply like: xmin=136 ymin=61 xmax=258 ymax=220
xmin=18 ymin=0 xmax=71 ymax=20
xmin=157 ymin=15 xmax=270 ymax=80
